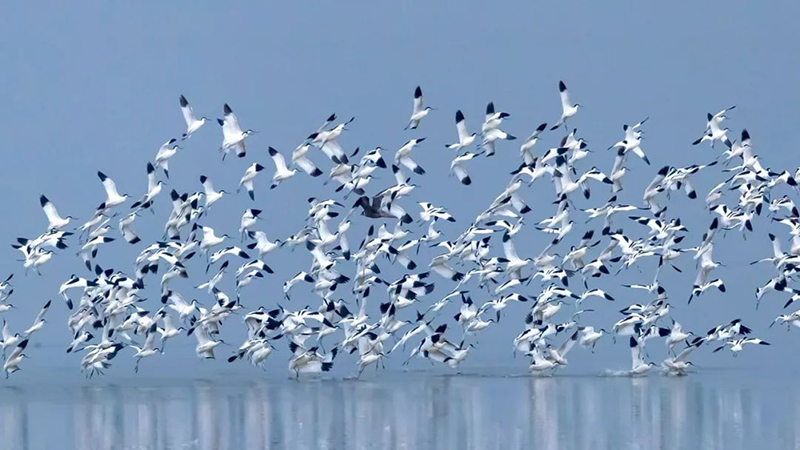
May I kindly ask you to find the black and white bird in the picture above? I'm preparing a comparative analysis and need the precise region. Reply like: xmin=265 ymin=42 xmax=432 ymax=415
xmin=179 ymin=94 xmax=208 ymax=139
xmin=238 ymin=163 xmax=265 ymax=201
xmin=405 ymin=86 xmax=434 ymax=130
xmin=267 ymin=147 xmax=297 ymax=189
xmin=218 ymin=103 xmax=254 ymax=159
xmin=40 ymin=195 xmax=75 ymax=231
xmin=551 ymin=81 xmax=581 ymax=130
xmin=446 ymin=110 xmax=477 ymax=151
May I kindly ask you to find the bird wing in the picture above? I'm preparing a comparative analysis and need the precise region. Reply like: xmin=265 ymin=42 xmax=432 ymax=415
xmin=201 ymin=177 xmax=215 ymax=196
xmin=1 ymin=321 xmax=10 ymax=341
xmin=502 ymin=234 xmax=520 ymax=261
xmin=412 ymin=87 xmax=424 ymax=115
xmin=270 ymin=148 xmax=289 ymax=172
xmin=630 ymin=336 xmax=644 ymax=369
xmin=144 ymin=324 xmax=158 ymax=350
xmin=294 ymin=157 xmax=318 ymax=176
xmin=557 ymin=331 xmax=579 ymax=357
xmin=398 ymin=155 xmax=419 ymax=173
xmin=559 ymin=84 xmax=571 ymax=112
xmin=121 ymin=219 xmax=139 ymax=243
xmin=147 ymin=163 xmax=158 ymax=192
xmin=41 ymin=196 xmax=63 ymax=226
xmin=169 ymin=291 xmax=189 ymax=309
xmin=322 ymin=140 xmax=345 ymax=161
xmin=224 ymin=105 xmax=243 ymax=134
xmin=451 ymin=163 xmax=470 ymax=184
xmin=674 ymin=344 xmax=698 ymax=362
xmin=33 ymin=300 xmax=51 ymax=325
xmin=102 ymin=175 xmax=121 ymax=199
xmin=456 ymin=115 xmax=469 ymax=142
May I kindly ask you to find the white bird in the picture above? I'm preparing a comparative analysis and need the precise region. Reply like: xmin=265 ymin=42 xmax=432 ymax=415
xmin=292 ymin=143 xmax=323 ymax=178
xmin=130 ymin=162 xmax=164 ymax=210
xmin=3 ymin=339 xmax=28 ymax=378
xmin=713 ymin=337 xmax=770 ymax=356
xmin=199 ymin=225 xmax=228 ymax=252
xmin=119 ymin=212 xmax=141 ymax=244
xmin=154 ymin=138 xmax=180 ymax=179
xmin=1 ymin=321 xmax=22 ymax=353
xmin=239 ymin=208 xmax=261 ymax=239
xmin=246 ymin=230 xmax=281 ymax=258
xmin=218 ymin=103 xmax=254 ymax=159
xmin=267 ymin=146 xmax=298 ymax=189
xmin=551 ymin=81 xmax=581 ymax=130
xmin=519 ymin=123 xmax=548 ymax=164
xmin=405 ymin=86 xmax=434 ymax=130
xmin=79 ymin=236 xmax=115 ymax=271
xmin=238 ymin=163 xmax=265 ymax=201
xmin=446 ymin=110 xmax=476 ymax=150
xmin=450 ymin=150 xmax=482 ymax=185
xmin=193 ymin=324 xmax=223 ymax=359
xmin=578 ymin=327 xmax=607 ymax=351
xmin=481 ymin=128 xmax=516 ymax=157
xmin=39 ymin=195 xmax=75 ymax=231
xmin=200 ymin=175 xmax=227 ymax=210
xmin=395 ymin=138 xmax=426 ymax=175
xmin=24 ymin=300 xmax=51 ymax=337
xmin=179 ymin=94 xmax=208 ymax=139
xmin=131 ymin=323 xmax=161 ymax=373
xmin=665 ymin=320 xmax=693 ymax=350
xmin=96 ymin=171 xmax=128 ymax=211
xmin=629 ymin=336 xmax=655 ymax=376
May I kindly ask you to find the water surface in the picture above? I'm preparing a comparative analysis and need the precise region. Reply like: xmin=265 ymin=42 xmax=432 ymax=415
xmin=0 ymin=370 xmax=795 ymax=450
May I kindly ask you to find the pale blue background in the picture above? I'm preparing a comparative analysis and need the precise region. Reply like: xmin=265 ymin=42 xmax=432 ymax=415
xmin=0 ymin=1 xmax=798 ymax=380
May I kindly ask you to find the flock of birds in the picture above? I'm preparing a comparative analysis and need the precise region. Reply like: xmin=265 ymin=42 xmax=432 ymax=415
xmin=1 ymin=81 xmax=797 ymax=380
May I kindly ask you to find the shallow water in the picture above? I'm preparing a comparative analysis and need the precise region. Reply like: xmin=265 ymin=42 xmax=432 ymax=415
xmin=0 ymin=370 xmax=795 ymax=450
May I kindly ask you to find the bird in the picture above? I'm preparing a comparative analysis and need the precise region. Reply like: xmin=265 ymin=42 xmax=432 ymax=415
xmin=551 ymin=81 xmax=581 ymax=130
xmin=200 ymin=175 xmax=227 ymax=211
xmin=179 ymin=94 xmax=208 ymax=139
xmin=130 ymin=162 xmax=164 ymax=210
xmin=405 ymin=86 xmax=434 ymax=130
xmin=266 ymin=147 xmax=297 ymax=189
xmin=450 ymin=150 xmax=482 ymax=185
xmin=218 ymin=103 xmax=255 ymax=159
xmin=446 ymin=110 xmax=477 ymax=151
xmin=40 ymin=195 xmax=75 ymax=231
xmin=395 ymin=138 xmax=427 ymax=175
xmin=713 ymin=337 xmax=770 ymax=356
xmin=154 ymin=138 xmax=181 ymax=179
xmin=96 ymin=171 xmax=129 ymax=211
xmin=238 ymin=163 xmax=265 ymax=201
xmin=131 ymin=323 xmax=161 ymax=373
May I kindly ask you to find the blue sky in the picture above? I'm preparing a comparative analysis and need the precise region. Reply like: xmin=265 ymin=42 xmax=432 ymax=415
xmin=1 ymin=1 xmax=799 ymax=379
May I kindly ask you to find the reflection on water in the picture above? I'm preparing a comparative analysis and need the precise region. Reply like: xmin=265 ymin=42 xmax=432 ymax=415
xmin=0 ymin=373 xmax=796 ymax=450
